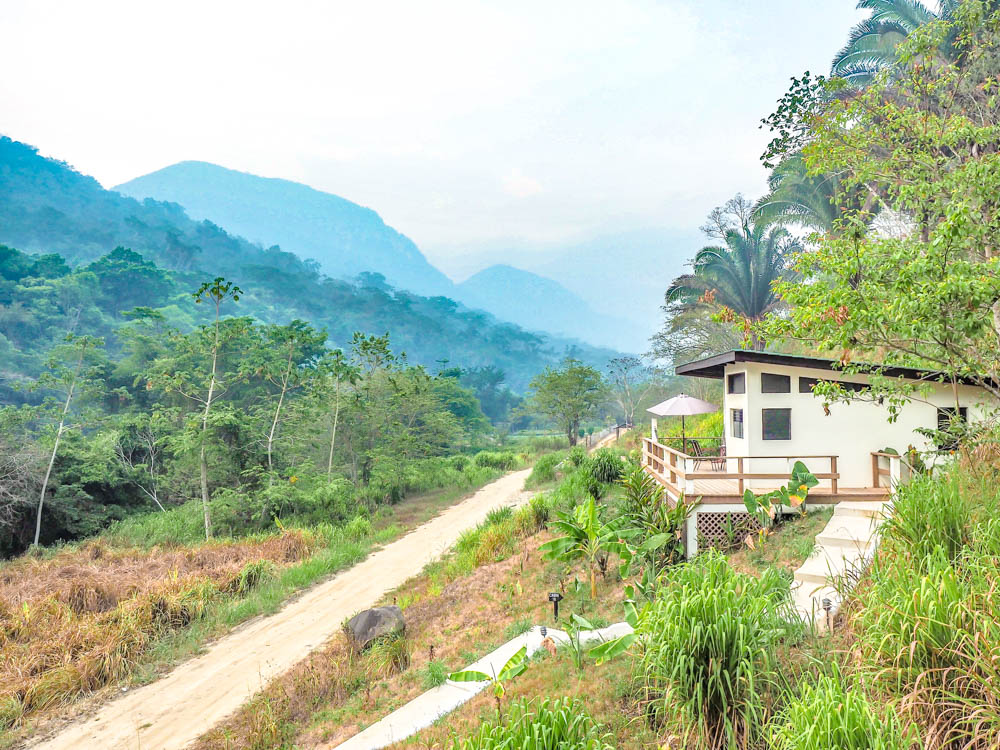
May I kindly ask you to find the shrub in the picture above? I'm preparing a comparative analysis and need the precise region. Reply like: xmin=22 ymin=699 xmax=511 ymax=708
xmin=343 ymin=515 xmax=373 ymax=541
xmin=771 ymin=670 xmax=915 ymax=750
xmin=423 ymin=660 xmax=449 ymax=689
xmin=453 ymin=697 xmax=615 ymax=750
xmin=366 ymin=632 xmax=411 ymax=679
xmin=471 ymin=451 xmax=515 ymax=471
xmin=590 ymin=447 xmax=623 ymax=484
xmin=223 ymin=559 xmax=277 ymax=596
xmin=568 ymin=445 xmax=588 ymax=467
xmin=485 ymin=506 xmax=514 ymax=526
xmin=634 ymin=551 xmax=797 ymax=747
xmin=527 ymin=451 xmax=565 ymax=486
xmin=514 ymin=494 xmax=552 ymax=535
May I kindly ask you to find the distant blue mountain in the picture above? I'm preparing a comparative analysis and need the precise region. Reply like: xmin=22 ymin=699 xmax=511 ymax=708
xmin=116 ymin=161 xmax=455 ymax=297
xmin=455 ymin=264 xmax=631 ymax=350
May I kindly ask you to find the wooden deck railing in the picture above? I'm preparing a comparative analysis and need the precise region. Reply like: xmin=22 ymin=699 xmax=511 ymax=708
xmin=642 ymin=437 xmax=841 ymax=499
xmin=871 ymin=451 xmax=909 ymax=488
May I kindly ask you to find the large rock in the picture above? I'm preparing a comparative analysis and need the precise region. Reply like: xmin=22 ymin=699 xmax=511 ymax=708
xmin=346 ymin=606 xmax=405 ymax=650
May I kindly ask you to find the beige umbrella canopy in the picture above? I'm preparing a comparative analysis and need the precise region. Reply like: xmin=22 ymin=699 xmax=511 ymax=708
xmin=647 ymin=394 xmax=718 ymax=453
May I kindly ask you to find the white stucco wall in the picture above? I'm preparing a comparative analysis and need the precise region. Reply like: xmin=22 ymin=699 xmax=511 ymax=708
xmin=720 ymin=362 xmax=995 ymax=489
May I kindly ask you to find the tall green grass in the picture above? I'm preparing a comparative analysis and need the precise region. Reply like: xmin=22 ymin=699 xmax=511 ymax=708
xmin=633 ymin=551 xmax=798 ymax=748
xmin=851 ymin=468 xmax=1000 ymax=748
xmin=771 ymin=669 xmax=916 ymax=750
xmin=452 ymin=697 xmax=615 ymax=750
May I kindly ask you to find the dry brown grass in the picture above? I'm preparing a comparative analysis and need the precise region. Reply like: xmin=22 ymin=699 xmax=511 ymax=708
xmin=193 ymin=522 xmax=626 ymax=750
xmin=0 ymin=530 xmax=316 ymax=733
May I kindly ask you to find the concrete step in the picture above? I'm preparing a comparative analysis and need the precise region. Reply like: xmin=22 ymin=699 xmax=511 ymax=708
xmin=816 ymin=515 xmax=880 ymax=551
xmin=834 ymin=500 xmax=889 ymax=520
xmin=794 ymin=548 xmax=863 ymax=586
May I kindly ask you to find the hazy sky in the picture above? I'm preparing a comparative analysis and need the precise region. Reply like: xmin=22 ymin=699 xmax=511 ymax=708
xmin=0 ymin=1 xmax=864 ymax=273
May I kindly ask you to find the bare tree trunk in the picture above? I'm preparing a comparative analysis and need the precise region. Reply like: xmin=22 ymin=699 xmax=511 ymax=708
xmin=327 ymin=376 xmax=342 ymax=477
xmin=200 ymin=310 xmax=221 ymax=540
xmin=33 ymin=351 xmax=82 ymax=547
xmin=266 ymin=355 xmax=294 ymax=486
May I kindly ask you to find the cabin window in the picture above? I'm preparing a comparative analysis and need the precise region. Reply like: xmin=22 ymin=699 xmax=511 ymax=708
xmin=727 ymin=372 xmax=745 ymax=394
xmin=936 ymin=407 xmax=968 ymax=449
xmin=731 ymin=408 xmax=744 ymax=439
xmin=762 ymin=408 xmax=791 ymax=440
xmin=761 ymin=373 xmax=791 ymax=393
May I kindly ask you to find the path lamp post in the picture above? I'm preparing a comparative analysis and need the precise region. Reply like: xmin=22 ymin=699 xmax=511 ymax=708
xmin=548 ymin=592 xmax=564 ymax=621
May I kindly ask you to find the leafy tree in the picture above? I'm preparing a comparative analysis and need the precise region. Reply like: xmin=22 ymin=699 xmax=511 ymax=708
xmin=665 ymin=196 xmax=800 ymax=351
xmin=762 ymin=6 xmax=1000 ymax=410
xmin=527 ymin=359 xmax=607 ymax=446
xmin=753 ymin=153 xmax=867 ymax=234
xmin=242 ymin=320 xmax=326 ymax=480
xmin=85 ymin=247 xmax=172 ymax=316
xmin=606 ymin=356 xmax=656 ymax=427
xmin=149 ymin=278 xmax=244 ymax=538
xmin=32 ymin=334 xmax=106 ymax=546
xmin=832 ymin=0 xmax=954 ymax=87
xmin=315 ymin=349 xmax=359 ymax=477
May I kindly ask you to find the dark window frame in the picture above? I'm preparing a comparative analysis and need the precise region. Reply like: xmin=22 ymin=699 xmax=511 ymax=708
xmin=936 ymin=406 xmax=968 ymax=450
xmin=761 ymin=408 xmax=792 ymax=441
xmin=761 ymin=372 xmax=791 ymax=393
xmin=731 ymin=408 xmax=744 ymax=439
xmin=727 ymin=372 xmax=746 ymax=394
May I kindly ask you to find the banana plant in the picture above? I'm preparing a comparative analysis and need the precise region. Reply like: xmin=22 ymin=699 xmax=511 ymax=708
xmin=539 ymin=497 xmax=629 ymax=600
xmin=742 ymin=460 xmax=818 ymax=549
xmin=448 ymin=645 xmax=528 ymax=715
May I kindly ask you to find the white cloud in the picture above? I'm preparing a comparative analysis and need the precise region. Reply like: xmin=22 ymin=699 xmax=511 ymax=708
xmin=501 ymin=169 xmax=543 ymax=198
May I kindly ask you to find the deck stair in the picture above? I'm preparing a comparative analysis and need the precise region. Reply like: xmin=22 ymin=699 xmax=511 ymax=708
xmin=790 ymin=500 xmax=890 ymax=629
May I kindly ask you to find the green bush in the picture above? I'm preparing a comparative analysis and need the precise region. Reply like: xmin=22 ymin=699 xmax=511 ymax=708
xmin=771 ymin=670 xmax=915 ymax=750
xmin=568 ymin=445 xmax=588 ymax=467
xmin=590 ymin=447 xmax=623 ymax=484
xmin=452 ymin=697 xmax=615 ymax=750
xmin=514 ymin=494 xmax=552 ymax=535
xmin=343 ymin=515 xmax=373 ymax=541
xmin=634 ymin=551 xmax=797 ymax=746
xmin=881 ymin=472 xmax=971 ymax=566
xmin=527 ymin=451 xmax=566 ymax=486
xmin=474 ymin=451 xmax=518 ymax=471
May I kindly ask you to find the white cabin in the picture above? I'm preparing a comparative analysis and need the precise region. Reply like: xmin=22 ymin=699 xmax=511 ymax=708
xmin=642 ymin=350 xmax=995 ymax=554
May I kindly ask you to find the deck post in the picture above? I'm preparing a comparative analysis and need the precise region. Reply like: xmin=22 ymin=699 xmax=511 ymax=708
xmin=871 ymin=452 xmax=879 ymax=488
xmin=830 ymin=455 xmax=838 ymax=495
xmin=737 ymin=457 xmax=744 ymax=495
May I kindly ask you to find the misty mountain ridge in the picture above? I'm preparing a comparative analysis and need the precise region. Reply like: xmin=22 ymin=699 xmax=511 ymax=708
xmin=115 ymin=161 xmax=455 ymax=298
xmin=115 ymin=160 xmax=639 ymax=352
xmin=455 ymin=264 xmax=632 ymax=349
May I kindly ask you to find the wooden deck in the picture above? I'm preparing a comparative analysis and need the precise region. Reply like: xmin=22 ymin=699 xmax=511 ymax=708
xmin=642 ymin=437 xmax=896 ymax=504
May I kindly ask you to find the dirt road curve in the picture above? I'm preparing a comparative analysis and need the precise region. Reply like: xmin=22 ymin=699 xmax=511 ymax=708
xmin=29 ymin=469 xmax=533 ymax=750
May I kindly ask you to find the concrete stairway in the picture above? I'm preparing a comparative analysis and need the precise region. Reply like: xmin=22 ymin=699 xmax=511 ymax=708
xmin=790 ymin=500 xmax=890 ymax=629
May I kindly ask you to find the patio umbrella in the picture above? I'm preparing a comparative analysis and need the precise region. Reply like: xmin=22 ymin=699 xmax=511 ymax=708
xmin=647 ymin=394 xmax=718 ymax=453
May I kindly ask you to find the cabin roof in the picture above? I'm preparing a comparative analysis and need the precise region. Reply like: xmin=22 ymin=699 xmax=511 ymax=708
xmin=674 ymin=349 xmax=975 ymax=384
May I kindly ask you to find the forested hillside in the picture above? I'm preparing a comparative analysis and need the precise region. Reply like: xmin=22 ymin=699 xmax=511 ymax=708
xmin=0 ymin=137 xmax=618 ymax=392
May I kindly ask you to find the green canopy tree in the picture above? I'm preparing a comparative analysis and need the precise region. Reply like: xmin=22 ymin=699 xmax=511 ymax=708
xmin=527 ymin=358 xmax=607 ymax=446
xmin=664 ymin=195 xmax=801 ymax=351
xmin=148 ymin=278 xmax=246 ymax=538
xmin=32 ymin=334 xmax=106 ymax=546
xmin=762 ymin=6 xmax=1000 ymax=413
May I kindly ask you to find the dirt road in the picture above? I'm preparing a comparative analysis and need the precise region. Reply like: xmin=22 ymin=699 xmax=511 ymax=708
xmin=29 ymin=469 xmax=533 ymax=750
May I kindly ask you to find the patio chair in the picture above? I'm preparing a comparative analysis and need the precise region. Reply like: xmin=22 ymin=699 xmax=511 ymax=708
xmin=711 ymin=444 xmax=727 ymax=472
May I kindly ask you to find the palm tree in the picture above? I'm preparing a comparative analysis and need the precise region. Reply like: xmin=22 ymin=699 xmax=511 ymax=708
xmin=666 ymin=214 xmax=800 ymax=351
xmin=831 ymin=0 xmax=965 ymax=87
xmin=753 ymin=154 xmax=867 ymax=233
